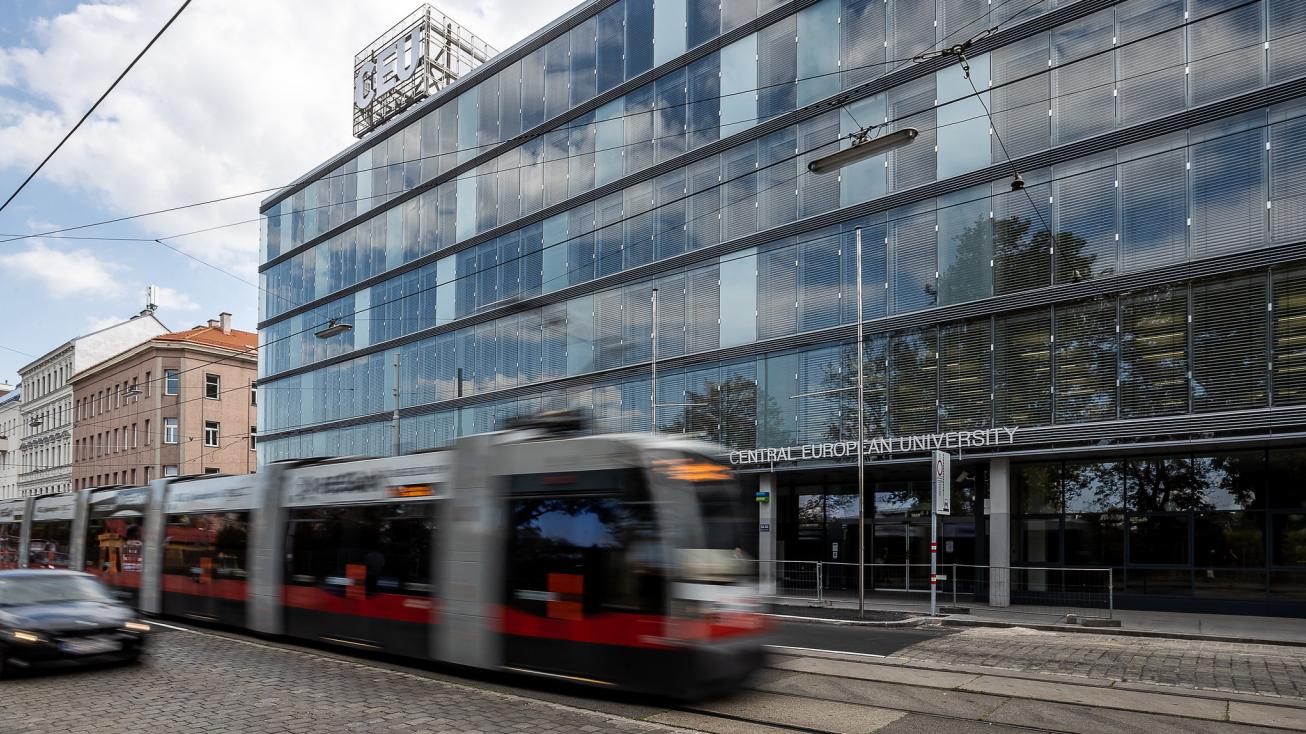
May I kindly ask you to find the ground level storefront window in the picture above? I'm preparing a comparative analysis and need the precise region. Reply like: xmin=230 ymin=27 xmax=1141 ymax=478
xmin=1011 ymin=447 xmax=1306 ymax=603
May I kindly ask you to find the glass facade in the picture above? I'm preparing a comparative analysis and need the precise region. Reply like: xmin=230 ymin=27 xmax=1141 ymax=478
xmin=259 ymin=0 xmax=1306 ymax=612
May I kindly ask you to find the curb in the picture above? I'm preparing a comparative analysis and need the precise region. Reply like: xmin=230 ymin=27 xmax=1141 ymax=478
xmin=938 ymin=617 xmax=1306 ymax=648
xmin=764 ymin=611 xmax=929 ymax=628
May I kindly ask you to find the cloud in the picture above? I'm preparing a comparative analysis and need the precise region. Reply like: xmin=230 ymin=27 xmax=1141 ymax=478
xmin=84 ymin=314 xmax=128 ymax=333
xmin=1 ymin=242 xmax=123 ymax=299
xmin=0 ymin=0 xmax=579 ymax=276
xmin=153 ymin=285 xmax=199 ymax=312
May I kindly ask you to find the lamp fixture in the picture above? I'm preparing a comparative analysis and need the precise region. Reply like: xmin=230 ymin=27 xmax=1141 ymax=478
xmin=807 ymin=127 xmax=919 ymax=175
xmin=315 ymin=319 xmax=353 ymax=339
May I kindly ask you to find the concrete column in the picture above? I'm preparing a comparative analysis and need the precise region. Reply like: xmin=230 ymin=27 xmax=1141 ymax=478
xmin=988 ymin=457 xmax=1011 ymax=608
xmin=758 ymin=472 xmax=777 ymax=596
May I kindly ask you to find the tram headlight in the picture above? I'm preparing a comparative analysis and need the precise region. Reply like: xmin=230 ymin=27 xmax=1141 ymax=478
xmin=10 ymin=629 xmax=43 ymax=644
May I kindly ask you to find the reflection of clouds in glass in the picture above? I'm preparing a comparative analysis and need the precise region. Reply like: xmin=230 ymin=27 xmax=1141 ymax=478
xmin=532 ymin=509 xmax=619 ymax=548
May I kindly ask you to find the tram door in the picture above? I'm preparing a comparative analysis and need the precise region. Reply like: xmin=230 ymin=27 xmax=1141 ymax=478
xmin=503 ymin=469 xmax=663 ymax=683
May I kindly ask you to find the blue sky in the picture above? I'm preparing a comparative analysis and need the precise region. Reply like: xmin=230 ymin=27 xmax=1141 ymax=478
xmin=0 ymin=0 xmax=574 ymax=383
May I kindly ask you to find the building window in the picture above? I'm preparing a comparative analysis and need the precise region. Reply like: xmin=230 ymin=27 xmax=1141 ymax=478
xmin=114 ymin=385 xmax=120 ymax=409
xmin=203 ymin=421 xmax=219 ymax=447
xmin=250 ymin=384 xmax=257 ymax=406
xmin=145 ymin=371 xmax=151 ymax=397
xmin=144 ymin=419 xmax=151 ymax=445
xmin=250 ymin=426 xmax=257 ymax=450
xmin=129 ymin=378 xmax=139 ymax=402
xmin=130 ymin=468 xmax=136 ymax=485
xmin=113 ymin=428 xmax=119 ymax=453
xmin=204 ymin=467 xmax=220 ymax=474
xmin=163 ymin=418 xmax=178 ymax=444
xmin=164 ymin=370 xmax=179 ymax=396
xmin=163 ymin=466 xmax=179 ymax=477
xmin=205 ymin=373 xmax=220 ymax=400
xmin=131 ymin=423 xmax=137 ymax=448
xmin=144 ymin=466 xmax=153 ymax=483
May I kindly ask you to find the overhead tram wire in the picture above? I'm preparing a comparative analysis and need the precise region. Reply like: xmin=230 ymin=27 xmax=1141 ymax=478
xmin=249 ymin=105 xmax=1306 ymax=440
xmin=20 ymin=4 xmax=1293 ymax=429
xmin=13 ymin=12 xmax=1278 ymax=332
xmin=14 ymin=28 xmax=1300 ymax=406
xmin=0 ymin=0 xmax=1032 ymax=245
xmin=4 ymin=0 xmax=1259 ymax=255
xmin=0 ymin=0 xmax=194 ymax=215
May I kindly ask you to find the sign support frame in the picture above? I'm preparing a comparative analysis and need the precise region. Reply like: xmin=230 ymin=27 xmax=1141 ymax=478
xmin=930 ymin=450 xmax=950 ymax=616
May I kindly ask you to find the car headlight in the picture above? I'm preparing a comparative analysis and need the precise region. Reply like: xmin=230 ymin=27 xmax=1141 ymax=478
xmin=122 ymin=621 xmax=151 ymax=633
xmin=11 ymin=630 xmax=42 ymax=643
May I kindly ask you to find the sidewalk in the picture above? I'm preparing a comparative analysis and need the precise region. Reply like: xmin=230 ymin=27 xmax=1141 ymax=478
xmin=768 ymin=594 xmax=1306 ymax=646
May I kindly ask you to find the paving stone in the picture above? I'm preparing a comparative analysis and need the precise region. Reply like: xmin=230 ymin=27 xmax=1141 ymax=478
xmin=895 ymin=627 xmax=1306 ymax=698
xmin=0 ymin=629 xmax=679 ymax=734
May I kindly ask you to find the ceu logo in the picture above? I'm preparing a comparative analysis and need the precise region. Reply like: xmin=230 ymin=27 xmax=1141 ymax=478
xmin=354 ymin=24 xmax=424 ymax=110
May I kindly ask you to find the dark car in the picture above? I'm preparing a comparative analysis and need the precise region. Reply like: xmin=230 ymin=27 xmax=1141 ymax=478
xmin=0 ymin=570 xmax=150 ymax=677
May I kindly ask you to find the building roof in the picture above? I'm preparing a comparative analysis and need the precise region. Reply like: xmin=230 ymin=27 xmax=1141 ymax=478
xmin=155 ymin=324 xmax=258 ymax=351
xmin=18 ymin=312 xmax=170 ymax=374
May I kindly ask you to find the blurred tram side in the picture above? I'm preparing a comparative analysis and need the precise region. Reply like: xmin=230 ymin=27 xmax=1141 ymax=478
xmin=0 ymin=418 xmax=768 ymax=697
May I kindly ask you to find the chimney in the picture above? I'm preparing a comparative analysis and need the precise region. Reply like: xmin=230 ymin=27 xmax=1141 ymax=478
xmin=207 ymin=319 xmax=220 ymax=329
xmin=219 ymin=312 xmax=232 ymax=335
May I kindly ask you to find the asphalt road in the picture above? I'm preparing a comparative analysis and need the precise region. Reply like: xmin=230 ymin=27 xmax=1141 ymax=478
xmin=769 ymin=620 xmax=954 ymax=657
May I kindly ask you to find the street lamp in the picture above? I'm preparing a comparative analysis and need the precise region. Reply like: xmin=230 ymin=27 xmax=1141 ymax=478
xmin=807 ymin=127 xmax=919 ymax=175
xmin=315 ymin=319 xmax=353 ymax=339
xmin=801 ymin=125 xmax=916 ymax=618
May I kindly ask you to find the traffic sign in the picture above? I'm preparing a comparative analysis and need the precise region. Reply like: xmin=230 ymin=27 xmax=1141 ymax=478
xmin=932 ymin=450 xmax=950 ymax=516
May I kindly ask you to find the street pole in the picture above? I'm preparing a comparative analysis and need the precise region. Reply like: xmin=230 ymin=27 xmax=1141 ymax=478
xmin=855 ymin=226 xmax=866 ymax=620
xmin=392 ymin=352 xmax=401 ymax=456
xmin=650 ymin=287 xmax=658 ymax=432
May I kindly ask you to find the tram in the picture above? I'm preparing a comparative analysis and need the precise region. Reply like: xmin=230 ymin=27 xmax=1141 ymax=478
xmin=3 ymin=416 xmax=767 ymax=697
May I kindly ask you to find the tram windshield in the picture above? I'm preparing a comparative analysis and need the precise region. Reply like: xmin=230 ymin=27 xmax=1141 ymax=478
xmin=650 ymin=453 xmax=753 ymax=581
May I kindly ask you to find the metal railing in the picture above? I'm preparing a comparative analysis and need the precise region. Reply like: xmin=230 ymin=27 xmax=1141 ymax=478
xmin=754 ymin=560 xmax=1113 ymax=619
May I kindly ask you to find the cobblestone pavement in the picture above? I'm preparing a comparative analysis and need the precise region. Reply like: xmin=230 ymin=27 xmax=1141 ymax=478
xmin=0 ymin=628 xmax=679 ymax=734
xmin=895 ymin=626 xmax=1306 ymax=698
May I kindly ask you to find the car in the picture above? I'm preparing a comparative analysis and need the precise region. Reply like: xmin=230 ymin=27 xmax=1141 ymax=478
xmin=0 ymin=570 xmax=150 ymax=677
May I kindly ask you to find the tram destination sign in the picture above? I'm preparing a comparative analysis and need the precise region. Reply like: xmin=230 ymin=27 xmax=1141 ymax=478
xmin=728 ymin=427 xmax=1019 ymax=466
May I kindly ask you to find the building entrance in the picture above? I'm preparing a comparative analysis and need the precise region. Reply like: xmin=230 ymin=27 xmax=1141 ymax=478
xmin=774 ymin=461 xmax=986 ymax=596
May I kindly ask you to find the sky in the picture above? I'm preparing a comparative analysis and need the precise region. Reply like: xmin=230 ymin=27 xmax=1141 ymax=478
xmin=0 ymin=0 xmax=577 ymax=384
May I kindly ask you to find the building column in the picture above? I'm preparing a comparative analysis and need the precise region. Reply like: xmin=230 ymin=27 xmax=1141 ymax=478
xmin=758 ymin=472 xmax=777 ymax=596
xmin=988 ymin=457 xmax=1011 ymax=608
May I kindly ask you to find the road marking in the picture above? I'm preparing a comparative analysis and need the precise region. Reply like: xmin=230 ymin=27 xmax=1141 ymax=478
xmin=147 ymin=620 xmax=192 ymax=632
xmin=767 ymin=644 xmax=887 ymax=659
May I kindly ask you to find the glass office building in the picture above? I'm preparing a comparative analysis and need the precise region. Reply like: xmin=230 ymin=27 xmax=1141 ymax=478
xmin=259 ymin=0 xmax=1306 ymax=614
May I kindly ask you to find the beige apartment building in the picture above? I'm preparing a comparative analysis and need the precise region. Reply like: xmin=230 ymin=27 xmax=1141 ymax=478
xmin=71 ymin=313 xmax=258 ymax=488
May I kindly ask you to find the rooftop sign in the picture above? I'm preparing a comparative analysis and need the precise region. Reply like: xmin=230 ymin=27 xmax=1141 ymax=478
xmin=352 ymin=5 xmax=497 ymax=138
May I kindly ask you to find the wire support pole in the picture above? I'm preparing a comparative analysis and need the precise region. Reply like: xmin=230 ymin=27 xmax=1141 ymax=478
xmin=855 ymin=226 xmax=867 ymax=619
xmin=650 ymin=287 xmax=658 ymax=433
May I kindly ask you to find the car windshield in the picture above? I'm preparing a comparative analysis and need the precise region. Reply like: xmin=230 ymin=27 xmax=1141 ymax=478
xmin=0 ymin=575 xmax=116 ymax=606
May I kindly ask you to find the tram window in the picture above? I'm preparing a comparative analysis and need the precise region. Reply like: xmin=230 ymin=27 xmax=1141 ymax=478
xmin=85 ymin=517 xmax=143 ymax=575
xmin=651 ymin=453 xmax=751 ymax=556
xmin=0 ymin=525 xmax=20 ymax=569
xmin=507 ymin=469 xmax=665 ymax=615
xmin=163 ymin=512 xmax=250 ymax=578
xmin=286 ymin=503 xmax=434 ymax=594
xmin=27 ymin=522 xmax=72 ymax=569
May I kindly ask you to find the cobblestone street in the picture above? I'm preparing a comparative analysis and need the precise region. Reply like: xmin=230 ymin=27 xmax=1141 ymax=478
xmin=895 ymin=626 xmax=1306 ymax=698
xmin=0 ymin=629 xmax=674 ymax=734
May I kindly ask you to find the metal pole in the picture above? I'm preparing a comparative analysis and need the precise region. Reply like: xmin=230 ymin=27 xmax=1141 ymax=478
xmin=392 ymin=352 xmax=401 ymax=456
xmin=651 ymin=287 xmax=658 ymax=432
xmin=930 ymin=513 xmax=938 ymax=616
xmin=855 ymin=227 xmax=866 ymax=619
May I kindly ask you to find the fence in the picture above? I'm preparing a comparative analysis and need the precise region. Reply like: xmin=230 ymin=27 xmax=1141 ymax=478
xmin=755 ymin=560 xmax=1113 ymax=619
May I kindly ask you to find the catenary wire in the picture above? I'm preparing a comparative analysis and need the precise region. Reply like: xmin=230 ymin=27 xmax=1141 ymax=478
xmin=0 ymin=0 xmax=1043 ymax=244
xmin=249 ymin=103 xmax=1306 ymax=439
xmin=13 ymin=6 xmax=1294 ymax=440
xmin=0 ymin=0 xmax=194 ymax=214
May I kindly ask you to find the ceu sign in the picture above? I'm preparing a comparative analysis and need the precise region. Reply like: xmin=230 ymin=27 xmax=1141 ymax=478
xmin=729 ymin=427 xmax=1019 ymax=466
xmin=354 ymin=23 xmax=425 ymax=113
